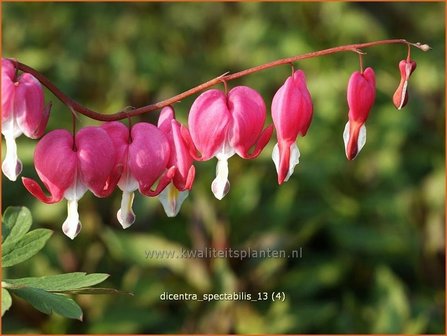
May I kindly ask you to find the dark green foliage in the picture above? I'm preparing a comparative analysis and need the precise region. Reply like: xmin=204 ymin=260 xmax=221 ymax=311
xmin=1 ymin=207 xmax=124 ymax=323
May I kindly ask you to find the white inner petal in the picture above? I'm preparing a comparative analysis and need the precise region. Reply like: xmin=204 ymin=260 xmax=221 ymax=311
xmin=64 ymin=176 xmax=88 ymax=202
xmin=118 ymin=167 xmax=138 ymax=192
xmin=285 ymin=143 xmax=300 ymax=182
xmin=116 ymin=162 xmax=138 ymax=229
xmin=211 ymin=142 xmax=234 ymax=200
xmin=214 ymin=140 xmax=235 ymax=161
xmin=271 ymin=142 xmax=300 ymax=183
xmin=61 ymin=173 xmax=87 ymax=239
xmin=117 ymin=190 xmax=136 ymax=229
xmin=343 ymin=121 xmax=367 ymax=158
xmin=2 ymin=117 xmax=23 ymax=139
xmin=357 ymin=124 xmax=367 ymax=154
xmin=2 ymin=133 xmax=22 ymax=181
xmin=343 ymin=121 xmax=350 ymax=152
xmin=62 ymin=199 xmax=82 ymax=240
xmin=2 ymin=118 xmax=23 ymax=181
xmin=158 ymin=183 xmax=189 ymax=217
xmin=272 ymin=143 xmax=280 ymax=175
xmin=211 ymin=158 xmax=230 ymax=200
xmin=398 ymin=80 xmax=408 ymax=110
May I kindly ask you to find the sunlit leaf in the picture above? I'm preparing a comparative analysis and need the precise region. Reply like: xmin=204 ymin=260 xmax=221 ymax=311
xmin=50 ymin=287 xmax=132 ymax=295
xmin=2 ymin=229 xmax=53 ymax=267
xmin=11 ymin=287 xmax=83 ymax=320
xmin=1 ymin=288 xmax=12 ymax=316
xmin=4 ymin=273 xmax=109 ymax=291
xmin=2 ymin=206 xmax=32 ymax=244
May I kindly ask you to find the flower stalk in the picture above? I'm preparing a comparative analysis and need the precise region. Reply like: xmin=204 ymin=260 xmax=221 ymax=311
xmin=13 ymin=39 xmax=429 ymax=122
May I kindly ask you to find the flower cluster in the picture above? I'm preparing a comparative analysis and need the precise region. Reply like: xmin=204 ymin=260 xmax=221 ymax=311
xmin=1 ymin=55 xmax=418 ymax=239
xmin=2 ymin=59 xmax=50 ymax=181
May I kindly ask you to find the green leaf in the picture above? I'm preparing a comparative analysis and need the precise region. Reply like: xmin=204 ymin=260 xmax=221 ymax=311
xmin=2 ymin=229 xmax=53 ymax=267
xmin=1 ymin=288 xmax=12 ymax=316
xmin=11 ymin=287 xmax=83 ymax=320
xmin=2 ymin=206 xmax=32 ymax=244
xmin=50 ymin=287 xmax=133 ymax=295
xmin=4 ymin=272 xmax=109 ymax=291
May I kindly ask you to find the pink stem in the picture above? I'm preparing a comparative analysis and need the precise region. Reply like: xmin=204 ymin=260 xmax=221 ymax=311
xmin=15 ymin=39 xmax=427 ymax=122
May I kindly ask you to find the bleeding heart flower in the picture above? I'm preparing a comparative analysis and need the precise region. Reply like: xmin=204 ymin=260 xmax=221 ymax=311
xmin=101 ymin=121 xmax=175 ymax=228
xmin=157 ymin=106 xmax=195 ymax=217
xmin=183 ymin=86 xmax=273 ymax=200
xmin=271 ymin=70 xmax=313 ymax=184
xmin=393 ymin=59 xmax=417 ymax=110
xmin=22 ymin=127 xmax=119 ymax=239
xmin=343 ymin=67 xmax=376 ymax=160
xmin=2 ymin=58 xmax=50 ymax=181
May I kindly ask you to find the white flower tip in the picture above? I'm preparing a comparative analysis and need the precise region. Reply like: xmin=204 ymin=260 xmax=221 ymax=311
xmin=117 ymin=209 xmax=135 ymax=229
xmin=285 ymin=143 xmax=300 ymax=182
xmin=62 ymin=221 xmax=82 ymax=240
xmin=398 ymin=80 xmax=408 ymax=110
xmin=211 ymin=158 xmax=230 ymax=200
xmin=117 ymin=191 xmax=135 ymax=229
xmin=343 ymin=121 xmax=367 ymax=160
xmin=211 ymin=178 xmax=230 ymax=200
xmin=343 ymin=122 xmax=350 ymax=152
xmin=2 ymin=133 xmax=22 ymax=181
xmin=272 ymin=143 xmax=280 ymax=172
xmin=62 ymin=200 xmax=82 ymax=239
xmin=358 ymin=124 xmax=367 ymax=153
xmin=2 ymin=157 xmax=22 ymax=181
xmin=271 ymin=142 xmax=300 ymax=183
xmin=159 ymin=184 xmax=189 ymax=217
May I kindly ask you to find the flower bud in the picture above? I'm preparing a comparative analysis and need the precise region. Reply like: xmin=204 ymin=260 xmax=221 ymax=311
xmin=343 ymin=67 xmax=376 ymax=160
xmin=393 ymin=59 xmax=417 ymax=110
xmin=157 ymin=107 xmax=195 ymax=217
xmin=271 ymin=70 xmax=313 ymax=184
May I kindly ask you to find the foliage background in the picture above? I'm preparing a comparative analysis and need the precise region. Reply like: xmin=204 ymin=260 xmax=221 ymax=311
xmin=2 ymin=2 xmax=445 ymax=334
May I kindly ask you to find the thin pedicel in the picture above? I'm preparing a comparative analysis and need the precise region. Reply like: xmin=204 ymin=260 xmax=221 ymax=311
xmin=13 ymin=39 xmax=429 ymax=122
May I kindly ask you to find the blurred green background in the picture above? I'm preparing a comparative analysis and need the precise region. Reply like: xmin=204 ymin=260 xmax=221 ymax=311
xmin=2 ymin=2 xmax=445 ymax=334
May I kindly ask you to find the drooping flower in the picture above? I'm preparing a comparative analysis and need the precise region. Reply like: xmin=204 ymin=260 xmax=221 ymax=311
xmin=271 ymin=70 xmax=313 ymax=184
xmin=22 ymin=127 xmax=120 ymax=239
xmin=184 ymin=86 xmax=273 ymax=200
xmin=157 ymin=106 xmax=195 ymax=217
xmin=101 ymin=121 xmax=175 ymax=228
xmin=2 ymin=58 xmax=50 ymax=181
xmin=343 ymin=67 xmax=376 ymax=160
xmin=393 ymin=59 xmax=417 ymax=110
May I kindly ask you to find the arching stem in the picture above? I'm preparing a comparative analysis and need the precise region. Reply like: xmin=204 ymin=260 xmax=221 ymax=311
xmin=14 ymin=39 xmax=430 ymax=122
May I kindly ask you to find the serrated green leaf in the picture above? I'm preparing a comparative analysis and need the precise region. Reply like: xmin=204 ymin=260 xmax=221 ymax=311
xmin=50 ymin=287 xmax=133 ymax=295
xmin=2 ymin=288 xmax=12 ymax=316
xmin=2 ymin=229 xmax=53 ymax=267
xmin=2 ymin=206 xmax=32 ymax=244
xmin=4 ymin=272 xmax=109 ymax=291
xmin=11 ymin=287 xmax=83 ymax=320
